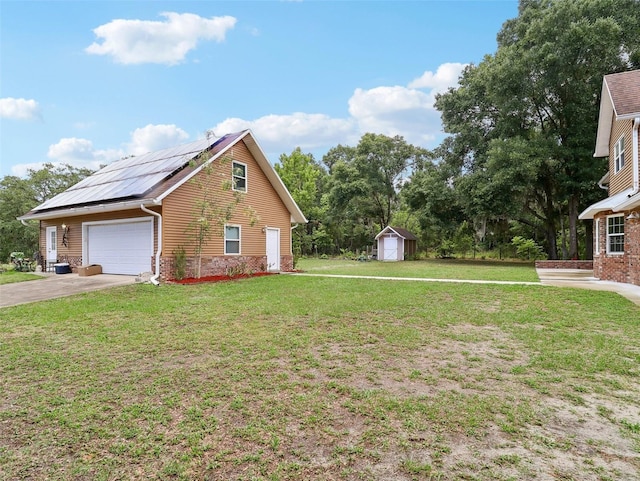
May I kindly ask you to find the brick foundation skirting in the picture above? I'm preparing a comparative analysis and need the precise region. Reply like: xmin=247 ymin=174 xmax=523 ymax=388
xmin=159 ymin=255 xmax=294 ymax=281
xmin=535 ymin=260 xmax=594 ymax=270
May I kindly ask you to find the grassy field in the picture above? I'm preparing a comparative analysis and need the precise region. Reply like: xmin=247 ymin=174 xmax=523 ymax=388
xmin=1 ymin=274 xmax=639 ymax=480
xmin=297 ymin=258 xmax=540 ymax=282
xmin=0 ymin=270 xmax=44 ymax=285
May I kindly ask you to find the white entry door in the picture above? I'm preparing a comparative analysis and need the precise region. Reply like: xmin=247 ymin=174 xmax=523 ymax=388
xmin=383 ymin=235 xmax=399 ymax=261
xmin=46 ymin=226 xmax=57 ymax=263
xmin=266 ymin=228 xmax=280 ymax=272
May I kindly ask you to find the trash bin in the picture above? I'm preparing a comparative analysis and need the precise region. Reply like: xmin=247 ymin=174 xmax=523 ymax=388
xmin=54 ymin=262 xmax=72 ymax=274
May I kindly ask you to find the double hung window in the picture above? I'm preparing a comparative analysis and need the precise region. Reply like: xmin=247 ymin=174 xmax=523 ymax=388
xmin=606 ymin=215 xmax=624 ymax=254
xmin=225 ymin=225 xmax=240 ymax=254
xmin=232 ymin=161 xmax=247 ymax=192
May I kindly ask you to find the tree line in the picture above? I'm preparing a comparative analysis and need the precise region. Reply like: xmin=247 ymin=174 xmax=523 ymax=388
xmin=2 ymin=0 xmax=638 ymax=263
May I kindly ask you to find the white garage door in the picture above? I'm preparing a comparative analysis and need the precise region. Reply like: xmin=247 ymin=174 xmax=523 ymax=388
xmin=85 ymin=219 xmax=153 ymax=275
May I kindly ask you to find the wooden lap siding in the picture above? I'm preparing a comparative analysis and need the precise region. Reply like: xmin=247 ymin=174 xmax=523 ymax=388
xmin=609 ymin=119 xmax=634 ymax=195
xmin=161 ymin=139 xmax=292 ymax=279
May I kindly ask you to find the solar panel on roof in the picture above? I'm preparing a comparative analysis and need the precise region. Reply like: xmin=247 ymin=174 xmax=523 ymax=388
xmin=31 ymin=132 xmax=246 ymax=212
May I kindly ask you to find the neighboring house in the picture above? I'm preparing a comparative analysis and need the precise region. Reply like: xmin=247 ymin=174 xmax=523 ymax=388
xmin=579 ymin=69 xmax=640 ymax=286
xmin=19 ymin=130 xmax=307 ymax=281
xmin=375 ymin=226 xmax=417 ymax=261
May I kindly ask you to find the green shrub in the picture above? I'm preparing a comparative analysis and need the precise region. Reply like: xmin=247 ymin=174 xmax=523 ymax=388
xmin=173 ymin=246 xmax=187 ymax=280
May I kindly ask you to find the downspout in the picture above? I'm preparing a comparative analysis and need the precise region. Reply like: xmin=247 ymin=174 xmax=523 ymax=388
xmin=597 ymin=173 xmax=609 ymax=191
xmin=140 ymin=204 xmax=162 ymax=286
xmin=290 ymin=223 xmax=299 ymax=268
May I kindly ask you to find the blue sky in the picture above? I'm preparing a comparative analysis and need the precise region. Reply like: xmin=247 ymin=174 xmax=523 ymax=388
xmin=0 ymin=0 xmax=518 ymax=178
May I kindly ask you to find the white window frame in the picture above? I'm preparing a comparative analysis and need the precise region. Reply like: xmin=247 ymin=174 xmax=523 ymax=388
xmin=232 ymin=161 xmax=247 ymax=192
xmin=594 ymin=218 xmax=600 ymax=255
xmin=224 ymin=224 xmax=241 ymax=255
xmin=614 ymin=135 xmax=625 ymax=173
xmin=606 ymin=214 xmax=624 ymax=255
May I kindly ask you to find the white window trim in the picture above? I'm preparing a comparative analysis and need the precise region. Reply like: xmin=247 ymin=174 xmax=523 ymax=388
xmin=606 ymin=214 xmax=624 ymax=255
xmin=614 ymin=135 xmax=625 ymax=173
xmin=594 ymin=218 xmax=600 ymax=256
xmin=224 ymin=224 xmax=241 ymax=255
xmin=232 ymin=161 xmax=247 ymax=193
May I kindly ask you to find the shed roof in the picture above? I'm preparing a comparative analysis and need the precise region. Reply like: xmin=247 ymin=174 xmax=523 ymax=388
xmin=594 ymin=69 xmax=640 ymax=157
xmin=19 ymin=130 xmax=307 ymax=224
xmin=375 ymin=226 xmax=418 ymax=240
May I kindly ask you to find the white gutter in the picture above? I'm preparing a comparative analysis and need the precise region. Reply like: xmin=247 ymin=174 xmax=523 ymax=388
xmin=597 ymin=172 xmax=609 ymax=191
xmin=140 ymin=204 xmax=162 ymax=286
xmin=18 ymin=198 xmax=158 ymax=221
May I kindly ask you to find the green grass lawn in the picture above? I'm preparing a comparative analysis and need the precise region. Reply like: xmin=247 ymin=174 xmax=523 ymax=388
xmin=1 ymin=275 xmax=638 ymax=480
xmin=0 ymin=270 xmax=44 ymax=285
xmin=297 ymin=257 xmax=540 ymax=282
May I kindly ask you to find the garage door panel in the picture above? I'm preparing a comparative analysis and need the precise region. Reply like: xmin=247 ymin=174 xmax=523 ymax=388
xmin=86 ymin=220 xmax=152 ymax=275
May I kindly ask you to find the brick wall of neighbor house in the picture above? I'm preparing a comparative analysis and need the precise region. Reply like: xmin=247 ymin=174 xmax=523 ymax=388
xmin=592 ymin=211 xmax=640 ymax=286
xmin=627 ymin=215 xmax=640 ymax=286
xmin=535 ymin=260 xmax=594 ymax=269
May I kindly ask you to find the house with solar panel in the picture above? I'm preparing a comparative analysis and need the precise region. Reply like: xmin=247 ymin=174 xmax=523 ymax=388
xmin=19 ymin=130 xmax=307 ymax=281
xmin=579 ymin=69 xmax=640 ymax=286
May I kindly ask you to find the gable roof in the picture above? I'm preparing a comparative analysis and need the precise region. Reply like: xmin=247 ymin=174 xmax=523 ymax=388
xmin=375 ymin=226 xmax=417 ymax=241
xmin=594 ymin=69 xmax=640 ymax=157
xmin=19 ymin=130 xmax=307 ymax=224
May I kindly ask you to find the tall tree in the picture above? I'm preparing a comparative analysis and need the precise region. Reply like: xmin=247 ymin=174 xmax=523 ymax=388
xmin=324 ymin=133 xmax=427 ymax=237
xmin=275 ymin=148 xmax=327 ymax=256
xmin=0 ymin=163 xmax=94 ymax=262
xmin=434 ymin=0 xmax=640 ymax=259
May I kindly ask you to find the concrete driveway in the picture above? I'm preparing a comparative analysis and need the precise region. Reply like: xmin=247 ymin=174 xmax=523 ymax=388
xmin=0 ymin=272 xmax=137 ymax=308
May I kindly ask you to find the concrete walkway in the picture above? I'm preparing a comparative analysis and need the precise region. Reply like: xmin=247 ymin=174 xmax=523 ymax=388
xmin=2 ymin=269 xmax=638 ymax=309
xmin=536 ymin=268 xmax=640 ymax=306
xmin=0 ymin=272 xmax=137 ymax=308
xmin=288 ymin=270 xmax=640 ymax=306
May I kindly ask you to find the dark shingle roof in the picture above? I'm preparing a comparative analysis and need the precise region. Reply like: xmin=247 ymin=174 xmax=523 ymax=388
xmin=390 ymin=226 xmax=417 ymax=240
xmin=605 ymin=69 xmax=640 ymax=117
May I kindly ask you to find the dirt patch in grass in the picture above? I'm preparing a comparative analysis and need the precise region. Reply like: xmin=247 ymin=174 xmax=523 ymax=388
xmin=1 ymin=279 xmax=638 ymax=480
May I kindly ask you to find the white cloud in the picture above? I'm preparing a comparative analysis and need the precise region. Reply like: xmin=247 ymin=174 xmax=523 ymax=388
xmin=212 ymin=113 xmax=357 ymax=153
xmin=0 ymin=97 xmax=41 ymax=120
xmin=12 ymin=137 xmax=122 ymax=176
xmin=11 ymin=124 xmax=191 ymax=176
xmin=127 ymin=124 xmax=190 ymax=154
xmin=47 ymin=137 xmax=124 ymax=167
xmin=9 ymin=62 xmax=465 ymax=177
xmin=347 ymin=86 xmax=440 ymax=145
xmin=85 ymin=12 xmax=237 ymax=65
xmin=209 ymin=62 xmax=466 ymax=154
xmin=408 ymin=62 xmax=467 ymax=93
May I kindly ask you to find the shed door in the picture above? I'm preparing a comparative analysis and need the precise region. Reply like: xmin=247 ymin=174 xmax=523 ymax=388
xmin=383 ymin=235 xmax=400 ymax=261
xmin=266 ymin=228 xmax=280 ymax=272
xmin=85 ymin=219 xmax=153 ymax=275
